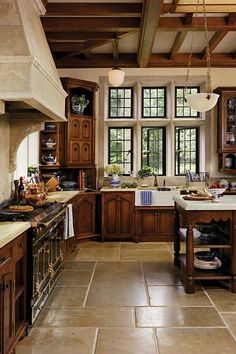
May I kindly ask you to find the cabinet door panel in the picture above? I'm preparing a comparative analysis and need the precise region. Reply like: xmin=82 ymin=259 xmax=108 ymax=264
xmin=70 ymin=118 xmax=80 ymax=140
xmin=2 ymin=272 xmax=14 ymax=352
xmin=80 ymin=142 xmax=92 ymax=164
xmin=103 ymin=194 xmax=118 ymax=236
xmin=158 ymin=211 xmax=174 ymax=237
xmin=69 ymin=142 xmax=80 ymax=164
xmin=77 ymin=195 xmax=96 ymax=237
xmin=119 ymin=195 xmax=134 ymax=236
xmin=81 ymin=119 xmax=92 ymax=139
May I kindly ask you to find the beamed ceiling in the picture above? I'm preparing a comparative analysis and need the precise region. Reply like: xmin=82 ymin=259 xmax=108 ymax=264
xmin=42 ymin=0 xmax=236 ymax=69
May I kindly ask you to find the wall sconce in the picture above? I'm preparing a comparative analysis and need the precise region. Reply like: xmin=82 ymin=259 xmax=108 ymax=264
xmin=108 ymin=34 xmax=125 ymax=87
xmin=185 ymin=0 xmax=219 ymax=112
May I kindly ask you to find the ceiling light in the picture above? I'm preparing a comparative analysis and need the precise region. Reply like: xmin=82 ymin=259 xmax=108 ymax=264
xmin=108 ymin=67 xmax=125 ymax=87
xmin=185 ymin=0 xmax=219 ymax=112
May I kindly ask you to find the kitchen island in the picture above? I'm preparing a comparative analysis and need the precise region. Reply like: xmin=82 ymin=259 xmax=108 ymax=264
xmin=173 ymin=194 xmax=236 ymax=293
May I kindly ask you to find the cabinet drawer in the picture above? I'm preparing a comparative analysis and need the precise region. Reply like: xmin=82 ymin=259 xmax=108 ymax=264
xmin=0 ymin=242 xmax=13 ymax=269
xmin=15 ymin=233 xmax=26 ymax=261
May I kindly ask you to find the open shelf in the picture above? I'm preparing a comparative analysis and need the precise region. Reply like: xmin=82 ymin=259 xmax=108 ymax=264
xmin=178 ymin=228 xmax=231 ymax=248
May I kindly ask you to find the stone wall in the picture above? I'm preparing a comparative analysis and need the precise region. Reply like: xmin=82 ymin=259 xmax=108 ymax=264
xmin=0 ymin=114 xmax=11 ymax=202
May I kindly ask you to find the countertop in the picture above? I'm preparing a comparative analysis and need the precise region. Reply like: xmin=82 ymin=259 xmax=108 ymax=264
xmin=173 ymin=194 xmax=236 ymax=210
xmin=46 ymin=191 xmax=80 ymax=203
xmin=0 ymin=222 xmax=31 ymax=249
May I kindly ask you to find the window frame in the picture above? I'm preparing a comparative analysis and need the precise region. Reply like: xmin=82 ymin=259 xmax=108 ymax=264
xmin=175 ymin=126 xmax=200 ymax=176
xmin=108 ymin=87 xmax=134 ymax=119
xmin=141 ymin=86 xmax=167 ymax=118
xmin=175 ymin=86 xmax=200 ymax=118
xmin=141 ymin=126 xmax=166 ymax=176
xmin=108 ymin=127 xmax=133 ymax=175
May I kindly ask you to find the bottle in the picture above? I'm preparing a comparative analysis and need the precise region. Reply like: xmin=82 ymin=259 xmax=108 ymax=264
xmin=18 ymin=177 xmax=25 ymax=202
xmin=154 ymin=174 xmax=158 ymax=187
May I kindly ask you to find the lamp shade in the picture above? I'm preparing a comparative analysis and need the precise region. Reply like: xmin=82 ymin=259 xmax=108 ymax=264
xmin=108 ymin=68 xmax=125 ymax=87
xmin=185 ymin=92 xmax=220 ymax=112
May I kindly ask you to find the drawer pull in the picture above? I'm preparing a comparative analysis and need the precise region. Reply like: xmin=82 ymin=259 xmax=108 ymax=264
xmin=0 ymin=256 xmax=12 ymax=267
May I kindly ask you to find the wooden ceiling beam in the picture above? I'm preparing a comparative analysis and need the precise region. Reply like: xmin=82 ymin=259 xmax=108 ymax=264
xmin=45 ymin=3 xmax=142 ymax=16
xmin=46 ymin=32 xmax=128 ymax=41
xmin=201 ymin=31 xmax=228 ymax=58
xmin=138 ymin=0 xmax=164 ymax=68
xmin=54 ymin=52 xmax=236 ymax=69
xmin=169 ymin=31 xmax=188 ymax=60
xmin=41 ymin=17 xmax=140 ymax=32
xmin=157 ymin=16 xmax=236 ymax=31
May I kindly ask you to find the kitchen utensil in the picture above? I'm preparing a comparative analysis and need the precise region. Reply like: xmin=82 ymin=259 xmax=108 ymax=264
xmin=25 ymin=183 xmax=47 ymax=206
xmin=46 ymin=176 xmax=59 ymax=192
xmin=42 ymin=154 xmax=57 ymax=165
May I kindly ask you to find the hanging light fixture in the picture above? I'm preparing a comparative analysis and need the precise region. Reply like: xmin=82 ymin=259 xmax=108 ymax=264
xmin=108 ymin=33 xmax=125 ymax=87
xmin=185 ymin=0 xmax=219 ymax=112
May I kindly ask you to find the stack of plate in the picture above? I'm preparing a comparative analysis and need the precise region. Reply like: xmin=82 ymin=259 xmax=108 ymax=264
xmin=194 ymin=251 xmax=222 ymax=270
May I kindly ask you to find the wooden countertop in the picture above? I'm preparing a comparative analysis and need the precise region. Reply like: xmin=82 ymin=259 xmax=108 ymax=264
xmin=0 ymin=222 xmax=31 ymax=249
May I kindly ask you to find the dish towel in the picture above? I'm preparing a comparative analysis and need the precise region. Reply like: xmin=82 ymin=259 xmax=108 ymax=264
xmin=140 ymin=190 xmax=152 ymax=205
xmin=63 ymin=204 xmax=75 ymax=239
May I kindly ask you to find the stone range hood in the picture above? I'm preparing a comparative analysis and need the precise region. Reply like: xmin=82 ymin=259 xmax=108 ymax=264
xmin=0 ymin=0 xmax=67 ymax=122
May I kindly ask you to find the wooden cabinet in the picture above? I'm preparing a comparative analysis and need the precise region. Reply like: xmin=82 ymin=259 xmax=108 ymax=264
xmin=174 ymin=204 xmax=236 ymax=294
xmin=102 ymin=192 xmax=134 ymax=240
xmin=215 ymin=87 xmax=236 ymax=173
xmin=134 ymin=207 xmax=174 ymax=242
xmin=61 ymin=78 xmax=98 ymax=167
xmin=0 ymin=232 xmax=27 ymax=354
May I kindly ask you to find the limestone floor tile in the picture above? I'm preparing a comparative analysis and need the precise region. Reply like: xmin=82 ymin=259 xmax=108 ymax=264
xmin=221 ymin=313 xmax=236 ymax=337
xmin=86 ymin=280 xmax=148 ymax=306
xmin=45 ymin=287 xmax=88 ymax=308
xmin=35 ymin=307 xmax=134 ymax=328
xmin=16 ymin=327 xmax=97 ymax=354
xmin=93 ymin=261 xmax=144 ymax=282
xmin=136 ymin=307 xmax=224 ymax=327
xmin=205 ymin=288 xmax=236 ymax=312
xmin=63 ymin=260 xmax=96 ymax=271
xmin=145 ymin=271 xmax=183 ymax=286
xmin=120 ymin=250 xmax=172 ymax=262
xmin=156 ymin=328 xmax=236 ymax=354
xmin=148 ymin=286 xmax=211 ymax=306
xmin=121 ymin=242 xmax=168 ymax=251
xmin=96 ymin=328 xmax=158 ymax=354
xmin=78 ymin=241 xmax=120 ymax=249
xmin=142 ymin=261 xmax=180 ymax=274
xmin=76 ymin=247 xmax=120 ymax=261
xmin=56 ymin=270 xmax=93 ymax=286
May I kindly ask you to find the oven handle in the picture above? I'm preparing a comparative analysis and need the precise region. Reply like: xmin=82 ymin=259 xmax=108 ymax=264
xmin=38 ymin=207 xmax=67 ymax=228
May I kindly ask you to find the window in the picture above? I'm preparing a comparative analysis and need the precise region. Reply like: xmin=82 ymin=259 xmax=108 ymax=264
xmin=175 ymin=127 xmax=199 ymax=175
xmin=141 ymin=127 xmax=165 ymax=175
xmin=108 ymin=128 xmax=133 ymax=174
xmin=142 ymin=87 xmax=166 ymax=118
xmin=175 ymin=87 xmax=200 ymax=118
xmin=108 ymin=88 xmax=133 ymax=118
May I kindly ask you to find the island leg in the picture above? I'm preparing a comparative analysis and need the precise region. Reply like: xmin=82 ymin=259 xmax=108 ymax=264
xmin=186 ymin=223 xmax=195 ymax=294
xmin=174 ymin=209 xmax=180 ymax=266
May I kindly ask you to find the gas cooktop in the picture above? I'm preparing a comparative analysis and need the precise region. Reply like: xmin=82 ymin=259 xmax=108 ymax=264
xmin=0 ymin=202 xmax=67 ymax=227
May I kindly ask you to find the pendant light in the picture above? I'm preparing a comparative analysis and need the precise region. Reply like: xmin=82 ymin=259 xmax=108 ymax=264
xmin=185 ymin=0 xmax=219 ymax=112
xmin=108 ymin=33 xmax=125 ymax=87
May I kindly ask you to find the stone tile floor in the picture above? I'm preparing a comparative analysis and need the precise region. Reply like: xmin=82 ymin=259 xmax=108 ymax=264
xmin=16 ymin=242 xmax=236 ymax=354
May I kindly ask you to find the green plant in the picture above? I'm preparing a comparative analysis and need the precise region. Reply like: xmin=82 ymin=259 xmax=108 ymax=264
xmin=104 ymin=164 xmax=124 ymax=176
xmin=71 ymin=94 xmax=89 ymax=109
xmin=27 ymin=165 xmax=39 ymax=176
xmin=137 ymin=166 xmax=154 ymax=178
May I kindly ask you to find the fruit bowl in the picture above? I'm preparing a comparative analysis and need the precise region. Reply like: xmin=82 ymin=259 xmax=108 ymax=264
xmin=206 ymin=188 xmax=226 ymax=202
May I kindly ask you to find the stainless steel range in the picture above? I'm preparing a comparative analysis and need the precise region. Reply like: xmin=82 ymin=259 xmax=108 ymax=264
xmin=0 ymin=202 xmax=67 ymax=326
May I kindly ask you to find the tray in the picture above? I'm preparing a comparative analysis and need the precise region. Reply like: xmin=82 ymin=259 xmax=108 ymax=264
xmin=183 ymin=195 xmax=212 ymax=201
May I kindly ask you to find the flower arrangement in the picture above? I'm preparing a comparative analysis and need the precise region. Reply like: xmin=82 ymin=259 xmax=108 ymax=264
xmin=137 ymin=166 xmax=154 ymax=178
xmin=104 ymin=164 xmax=124 ymax=176
xmin=71 ymin=94 xmax=89 ymax=110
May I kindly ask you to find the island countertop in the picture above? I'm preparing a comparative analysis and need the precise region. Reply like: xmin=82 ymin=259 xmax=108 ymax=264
xmin=0 ymin=222 xmax=31 ymax=249
xmin=173 ymin=194 xmax=236 ymax=210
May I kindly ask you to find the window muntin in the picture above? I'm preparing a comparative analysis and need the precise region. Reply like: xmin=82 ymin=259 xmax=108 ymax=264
xmin=175 ymin=127 xmax=199 ymax=175
xmin=108 ymin=88 xmax=133 ymax=118
xmin=108 ymin=128 xmax=133 ymax=174
xmin=141 ymin=127 xmax=165 ymax=175
xmin=175 ymin=87 xmax=200 ymax=118
xmin=142 ymin=87 xmax=166 ymax=118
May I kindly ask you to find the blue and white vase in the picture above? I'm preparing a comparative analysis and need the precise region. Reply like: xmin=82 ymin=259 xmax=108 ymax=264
xmin=110 ymin=174 xmax=120 ymax=188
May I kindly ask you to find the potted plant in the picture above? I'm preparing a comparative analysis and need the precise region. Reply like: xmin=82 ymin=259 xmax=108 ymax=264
xmin=137 ymin=166 xmax=155 ymax=187
xmin=104 ymin=164 xmax=124 ymax=188
xmin=71 ymin=94 xmax=89 ymax=115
